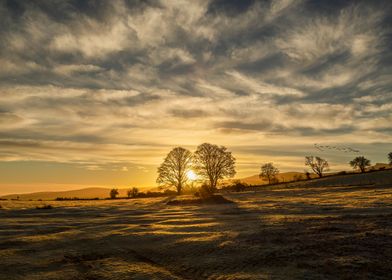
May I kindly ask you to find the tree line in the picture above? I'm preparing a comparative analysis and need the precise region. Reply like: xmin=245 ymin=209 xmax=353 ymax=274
xmin=109 ymin=150 xmax=392 ymax=198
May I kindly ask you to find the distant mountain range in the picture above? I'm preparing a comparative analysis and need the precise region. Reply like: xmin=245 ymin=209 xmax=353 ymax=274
xmin=2 ymin=163 xmax=390 ymax=200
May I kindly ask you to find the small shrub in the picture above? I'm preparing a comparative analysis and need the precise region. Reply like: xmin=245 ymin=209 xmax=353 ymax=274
xmin=232 ymin=181 xmax=247 ymax=192
xmin=181 ymin=185 xmax=199 ymax=195
xmin=137 ymin=192 xmax=147 ymax=198
xmin=56 ymin=197 xmax=99 ymax=201
xmin=163 ymin=189 xmax=177 ymax=196
xmin=167 ymin=195 xmax=233 ymax=205
xmin=110 ymin=188 xmax=119 ymax=199
xmin=270 ymin=177 xmax=279 ymax=184
xmin=36 ymin=204 xmax=53 ymax=210
xmin=127 ymin=187 xmax=139 ymax=198
xmin=198 ymin=184 xmax=215 ymax=198
xmin=222 ymin=181 xmax=248 ymax=192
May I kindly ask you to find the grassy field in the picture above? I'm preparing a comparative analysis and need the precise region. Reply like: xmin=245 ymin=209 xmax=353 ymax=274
xmin=1 ymin=179 xmax=392 ymax=279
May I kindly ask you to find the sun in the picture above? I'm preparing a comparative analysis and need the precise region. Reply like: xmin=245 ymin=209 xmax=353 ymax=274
xmin=186 ymin=170 xmax=198 ymax=181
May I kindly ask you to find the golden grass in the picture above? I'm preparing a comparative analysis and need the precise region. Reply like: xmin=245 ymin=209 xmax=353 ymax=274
xmin=1 ymin=182 xmax=392 ymax=279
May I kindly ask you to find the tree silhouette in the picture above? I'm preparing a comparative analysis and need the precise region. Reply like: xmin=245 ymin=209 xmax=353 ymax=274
xmin=127 ymin=187 xmax=139 ymax=198
xmin=305 ymin=156 xmax=329 ymax=178
xmin=349 ymin=156 xmax=371 ymax=173
xmin=259 ymin=163 xmax=279 ymax=184
xmin=193 ymin=143 xmax=236 ymax=191
xmin=157 ymin=147 xmax=193 ymax=195
xmin=110 ymin=188 xmax=119 ymax=199
xmin=388 ymin=152 xmax=392 ymax=165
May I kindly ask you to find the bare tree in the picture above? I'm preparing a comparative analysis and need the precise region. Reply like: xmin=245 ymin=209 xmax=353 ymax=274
xmin=110 ymin=188 xmax=119 ymax=199
xmin=349 ymin=156 xmax=371 ymax=173
xmin=127 ymin=187 xmax=139 ymax=198
xmin=193 ymin=143 xmax=236 ymax=191
xmin=305 ymin=156 xmax=329 ymax=178
xmin=388 ymin=152 xmax=392 ymax=165
xmin=157 ymin=147 xmax=193 ymax=195
xmin=259 ymin=163 xmax=279 ymax=184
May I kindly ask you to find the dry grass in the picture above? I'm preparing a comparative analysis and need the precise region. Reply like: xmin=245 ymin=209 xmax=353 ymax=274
xmin=1 ymin=182 xmax=392 ymax=279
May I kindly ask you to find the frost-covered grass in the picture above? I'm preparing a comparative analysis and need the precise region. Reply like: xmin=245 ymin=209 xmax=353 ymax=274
xmin=1 ymin=184 xmax=392 ymax=279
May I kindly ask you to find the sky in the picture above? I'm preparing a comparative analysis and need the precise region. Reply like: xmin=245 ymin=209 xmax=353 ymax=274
xmin=0 ymin=0 xmax=391 ymax=195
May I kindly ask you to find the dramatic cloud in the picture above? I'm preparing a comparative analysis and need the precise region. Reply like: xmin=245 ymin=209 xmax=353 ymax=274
xmin=0 ymin=0 xmax=391 ymax=191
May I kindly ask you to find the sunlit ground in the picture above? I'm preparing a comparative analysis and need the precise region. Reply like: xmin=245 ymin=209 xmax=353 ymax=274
xmin=1 ymin=177 xmax=392 ymax=279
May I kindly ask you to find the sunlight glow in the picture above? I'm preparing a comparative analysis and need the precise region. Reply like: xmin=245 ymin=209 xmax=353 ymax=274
xmin=186 ymin=170 xmax=198 ymax=181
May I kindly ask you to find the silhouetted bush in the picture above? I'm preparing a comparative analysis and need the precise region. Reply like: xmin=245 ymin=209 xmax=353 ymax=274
xmin=147 ymin=191 xmax=163 ymax=197
xmin=233 ymin=182 xmax=247 ymax=192
xmin=270 ymin=177 xmax=279 ymax=184
xmin=198 ymin=183 xmax=215 ymax=198
xmin=132 ymin=191 xmax=175 ymax=199
xmin=56 ymin=197 xmax=99 ymax=201
xmin=110 ymin=188 xmax=119 ymax=199
xmin=221 ymin=181 xmax=248 ymax=192
xmin=167 ymin=195 xmax=233 ymax=205
xmin=136 ymin=192 xmax=147 ymax=198
xmin=163 ymin=189 xmax=177 ymax=196
xmin=127 ymin=187 xmax=139 ymax=198
xmin=181 ymin=185 xmax=199 ymax=195
xmin=36 ymin=204 xmax=53 ymax=210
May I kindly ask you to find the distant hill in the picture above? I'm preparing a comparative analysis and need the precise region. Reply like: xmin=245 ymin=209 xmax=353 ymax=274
xmin=233 ymin=172 xmax=317 ymax=185
xmin=235 ymin=163 xmax=391 ymax=186
xmin=372 ymin=163 xmax=391 ymax=170
xmin=0 ymin=187 xmax=132 ymax=200
xmin=284 ymin=169 xmax=392 ymax=188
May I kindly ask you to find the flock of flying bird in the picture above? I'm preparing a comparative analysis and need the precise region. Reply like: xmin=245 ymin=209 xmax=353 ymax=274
xmin=314 ymin=143 xmax=360 ymax=153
